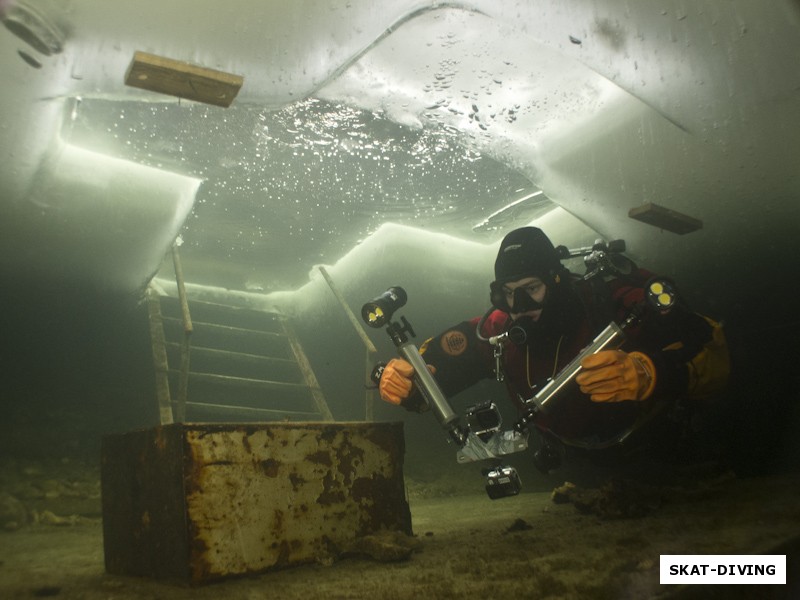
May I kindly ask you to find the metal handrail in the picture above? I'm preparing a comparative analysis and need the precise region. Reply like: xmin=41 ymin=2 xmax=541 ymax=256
xmin=171 ymin=244 xmax=193 ymax=422
xmin=318 ymin=266 xmax=378 ymax=420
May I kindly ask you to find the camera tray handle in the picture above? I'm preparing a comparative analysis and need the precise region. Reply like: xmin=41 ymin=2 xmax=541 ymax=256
xmin=394 ymin=337 xmax=468 ymax=447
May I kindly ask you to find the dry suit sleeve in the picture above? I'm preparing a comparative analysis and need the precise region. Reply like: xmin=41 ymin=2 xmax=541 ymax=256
xmin=418 ymin=319 xmax=495 ymax=399
xmin=630 ymin=308 xmax=730 ymax=400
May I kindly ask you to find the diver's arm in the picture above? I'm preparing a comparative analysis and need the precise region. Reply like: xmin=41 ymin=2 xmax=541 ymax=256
xmin=612 ymin=286 xmax=730 ymax=400
xmin=644 ymin=311 xmax=731 ymax=399
xmin=416 ymin=319 xmax=495 ymax=396
xmin=378 ymin=319 xmax=494 ymax=411
xmin=578 ymin=274 xmax=730 ymax=403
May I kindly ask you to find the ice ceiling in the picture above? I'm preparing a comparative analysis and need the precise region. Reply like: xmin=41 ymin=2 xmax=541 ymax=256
xmin=1 ymin=0 xmax=799 ymax=316
xmin=70 ymin=97 xmax=544 ymax=292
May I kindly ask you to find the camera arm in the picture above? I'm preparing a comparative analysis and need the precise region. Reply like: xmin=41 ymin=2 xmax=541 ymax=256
xmin=362 ymin=288 xmax=468 ymax=447
xmin=514 ymin=276 xmax=676 ymax=441
xmin=393 ymin=326 xmax=469 ymax=447
xmin=514 ymin=317 xmax=630 ymax=433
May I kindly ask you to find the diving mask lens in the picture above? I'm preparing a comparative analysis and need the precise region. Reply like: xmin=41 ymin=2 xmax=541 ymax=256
xmin=510 ymin=286 xmax=544 ymax=314
xmin=490 ymin=280 xmax=510 ymax=312
xmin=490 ymin=280 xmax=546 ymax=314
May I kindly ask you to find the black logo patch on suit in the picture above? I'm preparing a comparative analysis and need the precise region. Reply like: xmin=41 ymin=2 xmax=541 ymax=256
xmin=441 ymin=330 xmax=468 ymax=356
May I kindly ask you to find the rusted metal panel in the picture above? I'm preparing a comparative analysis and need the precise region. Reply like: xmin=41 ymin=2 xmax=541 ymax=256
xmin=101 ymin=422 xmax=411 ymax=583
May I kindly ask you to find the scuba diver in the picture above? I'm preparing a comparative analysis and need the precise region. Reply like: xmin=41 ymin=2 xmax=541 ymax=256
xmin=376 ymin=227 xmax=731 ymax=476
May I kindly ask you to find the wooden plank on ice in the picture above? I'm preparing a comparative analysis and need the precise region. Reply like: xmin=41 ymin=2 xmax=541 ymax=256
xmin=125 ymin=51 xmax=243 ymax=107
xmin=628 ymin=202 xmax=703 ymax=235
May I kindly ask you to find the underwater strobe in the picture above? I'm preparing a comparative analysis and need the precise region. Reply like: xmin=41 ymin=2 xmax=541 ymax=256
xmin=361 ymin=286 xmax=408 ymax=329
xmin=362 ymin=288 xmax=468 ymax=447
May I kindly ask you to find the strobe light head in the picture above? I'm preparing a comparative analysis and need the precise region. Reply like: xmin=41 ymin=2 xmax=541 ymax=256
xmin=646 ymin=278 xmax=677 ymax=313
xmin=361 ymin=286 xmax=408 ymax=328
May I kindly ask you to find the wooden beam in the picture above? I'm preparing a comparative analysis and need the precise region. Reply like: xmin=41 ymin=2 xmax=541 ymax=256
xmin=628 ymin=202 xmax=703 ymax=235
xmin=281 ymin=317 xmax=335 ymax=422
xmin=125 ymin=51 xmax=243 ymax=108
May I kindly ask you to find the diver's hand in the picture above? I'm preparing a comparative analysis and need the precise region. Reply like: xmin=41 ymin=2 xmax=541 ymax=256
xmin=379 ymin=358 xmax=416 ymax=405
xmin=576 ymin=350 xmax=656 ymax=402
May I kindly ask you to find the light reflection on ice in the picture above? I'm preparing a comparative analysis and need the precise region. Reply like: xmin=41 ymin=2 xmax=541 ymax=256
xmin=68 ymin=97 xmax=544 ymax=292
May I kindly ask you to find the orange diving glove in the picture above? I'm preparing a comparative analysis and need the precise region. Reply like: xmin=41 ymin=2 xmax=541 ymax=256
xmin=576 ymin=350 xmax=657 ymax=402
xmin=379 ymin=358 xmax=416 ymax=405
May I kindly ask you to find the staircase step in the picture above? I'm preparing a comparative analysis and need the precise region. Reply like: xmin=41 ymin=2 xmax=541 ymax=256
xmin=148 ymin=283 xmax=332 ymax=424
xmin=170 ymin=370 xmax=311 ymax=392
xmin=164 ymin=343 xmax=301 ymax=382
xmin=159 ymin=296 xmax=283 ymax=333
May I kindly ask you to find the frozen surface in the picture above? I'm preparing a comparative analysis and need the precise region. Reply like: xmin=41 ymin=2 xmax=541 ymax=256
xmin=0 ymin=0 xmax=798 ymax=310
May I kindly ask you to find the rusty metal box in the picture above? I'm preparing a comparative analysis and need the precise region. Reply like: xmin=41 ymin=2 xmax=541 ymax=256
xmin=101 ymin=422 xmax=411 ymax=583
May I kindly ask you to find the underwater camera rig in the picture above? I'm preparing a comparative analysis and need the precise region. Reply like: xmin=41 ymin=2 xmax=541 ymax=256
xmin=362 ymin=287 xmax=469 ymax=447
xmin=362 ymin=288 xmax=524 ymax=499
xmin=362 ymin=239 xmax=678 ymax=499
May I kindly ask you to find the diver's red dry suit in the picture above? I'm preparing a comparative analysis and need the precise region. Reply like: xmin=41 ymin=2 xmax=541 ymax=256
xmin=403 ymin=267 xmax=729 ymax=447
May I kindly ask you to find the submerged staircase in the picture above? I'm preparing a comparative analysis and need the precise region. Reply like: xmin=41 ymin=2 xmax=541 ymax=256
xmin=146 ymin=266 xmax=333 ymax=425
